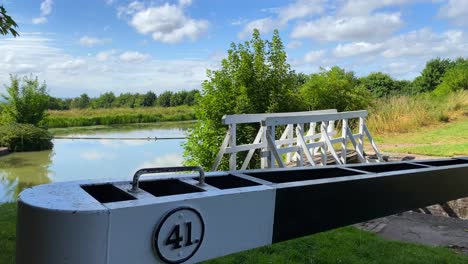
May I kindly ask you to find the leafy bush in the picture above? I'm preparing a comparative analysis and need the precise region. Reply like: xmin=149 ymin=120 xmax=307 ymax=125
xmin=433 ymin=61 xmax=468 ymax=96
xmin=0 ymin=123 xmax=53 ymax=151
xmin=300 ymin=67 xmax=372 ymax=112
xmin=1 ymin=75 xmax=49 ymax=126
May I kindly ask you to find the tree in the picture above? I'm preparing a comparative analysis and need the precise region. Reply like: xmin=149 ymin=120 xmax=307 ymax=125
xmin=92 ymin=92 xmax=115 ymax=108
xmin=433 ymin=60 xmax=468 ymax=96
xmin=183 ymin=29 xmax=300 ymax=170
xmin=142 ymin=91 xmax=157 ymax=107
xmin=360 ymin=72 xmax=398 ymax=97
xmin=0 ymin=5 xmax=19 ymax=37
xmin=157 ymin=91 xmax=173 ymax=107
xmin=414 ymin=58 xmax=453 ymax=92
xmin=1 ymin=75 xmax=49 ymax=126
xmin=70 ymin=93 xmax=91 ymax=109
xmin=300 ymin=67 xmax=371 ymax=112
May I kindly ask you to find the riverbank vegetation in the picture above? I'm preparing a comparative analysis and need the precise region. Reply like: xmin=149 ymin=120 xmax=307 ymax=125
xmin=47 ymin=89 xmax=199 ymax=110
xmin=46 ymin=105 xmax=195 ymax=128
xmin=0 ymin=75 xmax=52 ymax=152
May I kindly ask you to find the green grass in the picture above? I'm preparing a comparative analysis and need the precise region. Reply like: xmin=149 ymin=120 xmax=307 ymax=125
xmin=46 ymin=105 xmax=195 ymax=128
xmin=0 ymin=203 xmax=16 ymax=264
xmin=1 ymin=202 xmax=467 ymax=264
xmin=374 ymin=117 xmax=468 ymax=156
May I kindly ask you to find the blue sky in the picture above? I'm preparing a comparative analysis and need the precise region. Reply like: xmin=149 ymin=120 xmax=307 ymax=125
xmin=1 ymin=0 xmax=467 ymax=97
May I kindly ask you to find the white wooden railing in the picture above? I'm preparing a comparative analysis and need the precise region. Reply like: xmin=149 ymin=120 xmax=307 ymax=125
xmin=212 ymin=110 xmax=383 ymax=171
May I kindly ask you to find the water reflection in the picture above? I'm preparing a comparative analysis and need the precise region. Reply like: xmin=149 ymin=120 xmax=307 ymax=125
xmin=0 ymin=151 xmax=53 ymax=203
xmin=0 ymin=122 xmax=191 ymax=202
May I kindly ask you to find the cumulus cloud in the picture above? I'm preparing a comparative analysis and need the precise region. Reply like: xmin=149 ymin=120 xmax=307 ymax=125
xmin=286 ymin=40 xmax=302 ymax=49
xmin=79 ymin=36 xmax=111 ymax=47
xmin=239 ymin=0 xmax=326 ymax=38
xmin=0 ymin=33 xmax=216 ymax=97
xmin=32 ymin=0 xmax=54 ymax=24
xmin=119 ymin=1 xmax=209 ymax=43
xmin=119 ymin=51 xmax=150 ymax=62
xmin=438 ymin=0 xmax=468 ymax=25
xmin=96 ymin=50 xmax=118 ymax=61
xmin=238 ymin=17 xmax=279 ymax=39
xmin=140 ymin=153 xmax=184 ymax=168
xmin=304 ymin=50 xmax=326 ymax=63
xmin=333 ymin=42 xmax=384 ymax=57
xmin=291 ymin=13 xmax=403 ymax=42
xmin=338 ymin=0 xmax=414 ymax=16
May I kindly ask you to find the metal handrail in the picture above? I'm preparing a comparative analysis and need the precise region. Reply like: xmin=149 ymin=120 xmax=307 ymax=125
xmin=129 ymin=166 xmax=205 ymax=193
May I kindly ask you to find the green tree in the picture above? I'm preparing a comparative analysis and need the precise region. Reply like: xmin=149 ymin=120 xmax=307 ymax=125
xmin=300 ymin=67 xmax=371 ymax=112
xmin=157 ymin=91 xmax=173 ymax=107
xmin=183 ymin=29 xmax=299 ymax=170
xmin=0 ymin=5 xmax=19 ymax=37
xmin=142 ymin=91 xmax=157 ymax=107
xmin=70 ymin=93 xmax=91 ymax=109
xmin=1 ymin=75 xmax=49 ymax=126
xmin=360 ymin=72 xmax=398 ymax=97
xmin=414 ymin=58 xmax=453 ymax=92
xmin=92 ymin=92 xmax=115 ymax=108
xmin=433 ymin=60 xmax=468 ymax=96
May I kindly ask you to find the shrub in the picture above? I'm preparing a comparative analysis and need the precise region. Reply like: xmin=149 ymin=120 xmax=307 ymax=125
xmin=0 ymin=123 xmax=53 ymax=152
xmin=1 ymin=75 xmax=49 ymax=126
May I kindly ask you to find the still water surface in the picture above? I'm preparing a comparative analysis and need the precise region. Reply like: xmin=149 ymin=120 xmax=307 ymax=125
xmin=0 ymin=122 xmax=194 ymax=203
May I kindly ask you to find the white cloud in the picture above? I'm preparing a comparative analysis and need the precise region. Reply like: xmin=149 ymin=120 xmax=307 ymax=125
xmin=304 ymin=49 xmax=325 ymax=63
xmin=238 ymin=17 xmax=279 ymax=39
xmin=32 ymin=17 xmax=47 ymax=25
xmin=119 ymin=51 xmax=150 ymax=62
xmin=338 ymin=0 xmax=413 ymax=16
xmin=79 ymin=36 xmax=111 ymax=47
xmin=178 ymin=0 xmax=192 ymax=7
xmin=438 ymin=0 xmax=468 ymax=25
xmin=49 ymin=59 xmax=86 ymax=70
xmin=0 ymin=33 xmax=216 ymax=97
xmin=32 ymin=0 xmax=53 ymax=25
xmin=291 ymin=12 xmax=403 ymax=42
xmin=286 ymin=40 xmax=302 ymax=49
xmin=333 ymin=42 xmax=384 ymax=57
xmin=239 ymin=0 xmax=326 ymax=38
xmin=277 ymin=0 xmax=326 ymax=24
xmin=96 ymin=50 xmax=118 ymax=61
xmin=381 ymin=28 xmax=467 ymax=58
xmin=121 ymin=2 xmax=209 ymax=43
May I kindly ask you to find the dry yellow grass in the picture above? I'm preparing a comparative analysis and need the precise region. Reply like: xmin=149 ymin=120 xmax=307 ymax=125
xmin=367 ymin=90 xmax=468 ymax=134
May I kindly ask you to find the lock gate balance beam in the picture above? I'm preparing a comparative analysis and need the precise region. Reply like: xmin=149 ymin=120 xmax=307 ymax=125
xmin=17 ymin=157 xmax=468 ymax=264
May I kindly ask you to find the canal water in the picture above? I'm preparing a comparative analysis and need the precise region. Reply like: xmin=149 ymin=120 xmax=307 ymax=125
xmin=0 ymin=122 xmax=194 ymax=203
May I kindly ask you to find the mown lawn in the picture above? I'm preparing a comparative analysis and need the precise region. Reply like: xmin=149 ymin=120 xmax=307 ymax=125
xmin=1 ymin=202 xmax=467 ymax=264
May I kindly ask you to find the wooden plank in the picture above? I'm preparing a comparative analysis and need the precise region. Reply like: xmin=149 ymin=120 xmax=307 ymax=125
xmin=229 ymin=124 xmax=237 ymax=170
xmin=296 ymin=126 xmax=316 ymax=166
xmin=266 ymin=133 xmax=285 ymax=168
xmin=363 ymin=124 xmax=383 ymax=162
xmin=211 ymin=131 xmax=231 ymax=171
xmin=341 ymin=119 xmax=348 ymax=164
xmin=263 ymin=110 xmax=368 ymax=126
xmin=346 ymin=126 xmax=367 ymax=163
xmin=240 ymin=127 xmax=264 ymax=170
xmin=222 ymin=109 xmax=338 ymax=124
xmin=321 ymin=122 xmax=343 ymax=165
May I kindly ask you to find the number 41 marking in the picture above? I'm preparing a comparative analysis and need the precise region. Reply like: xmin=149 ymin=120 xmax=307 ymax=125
xmin=165 ymin=221 xmax=199 ymax=250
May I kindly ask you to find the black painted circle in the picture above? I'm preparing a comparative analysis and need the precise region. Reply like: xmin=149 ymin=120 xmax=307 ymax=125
xmin=153 ymin=207 xmax=205 ymax=264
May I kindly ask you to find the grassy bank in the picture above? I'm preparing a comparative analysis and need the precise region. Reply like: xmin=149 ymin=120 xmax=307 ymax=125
xmin=374 ymin=116 xmax=468 ymax=156
xmin=1 ymin=203 xmax=467 ymax=264
xmin=46 ymin=105 xmax=195 ymax=128
xmin=368 ymin=90 xmax=468 ymax=134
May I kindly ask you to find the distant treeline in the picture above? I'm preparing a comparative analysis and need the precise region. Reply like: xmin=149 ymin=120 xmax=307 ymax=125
xmin=47 ymin=89 xmax=199 ymax=110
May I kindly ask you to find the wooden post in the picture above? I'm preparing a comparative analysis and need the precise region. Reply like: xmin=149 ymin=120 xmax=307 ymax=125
xmin=229 ymin=124 xmax=237 ymax=170
xmin=341 ymin=119 xmax=348 ymax=164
